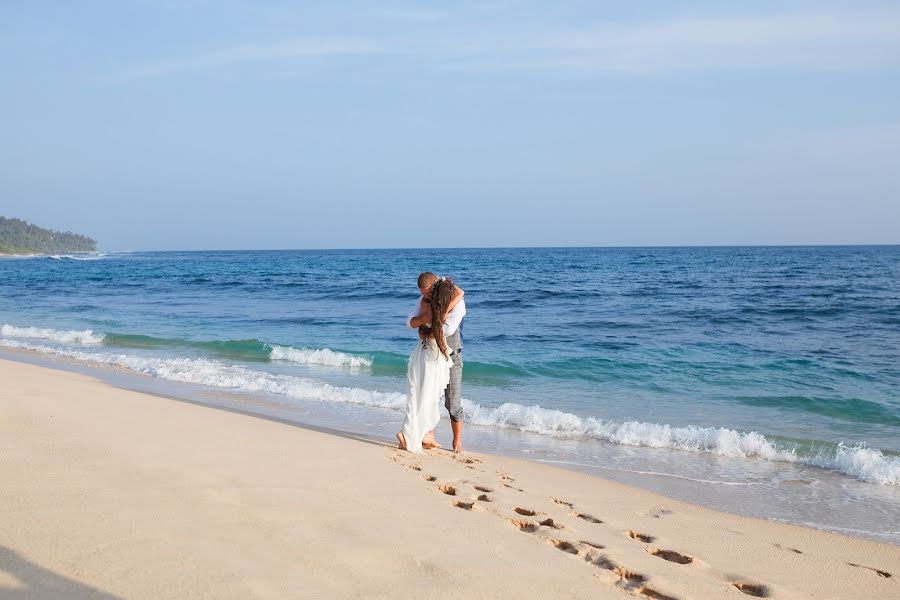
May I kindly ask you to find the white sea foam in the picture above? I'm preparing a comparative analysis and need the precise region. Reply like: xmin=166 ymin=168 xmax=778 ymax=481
xmin=0 ymin=339 xmax=405 ymax=412
xmin=2 ymin=337 xmax=898 ymax=486
xmin=48 ymin=253 xmax=108 ymax=261
xmin=269 ymin=345 xmax=372 ymax=368
xmin=1 ymin=324 xmax=106 ymax=344
xmin=461 ymin=400 xmax=900 ymax=485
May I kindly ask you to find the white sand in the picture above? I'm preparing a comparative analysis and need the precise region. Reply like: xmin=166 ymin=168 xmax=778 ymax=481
xmin=1 ymin=359 xmax=897 ymax=599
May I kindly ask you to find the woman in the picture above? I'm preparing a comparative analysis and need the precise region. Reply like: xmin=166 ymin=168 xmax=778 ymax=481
xmin=397 ymin=279 xmax=462 ymax=452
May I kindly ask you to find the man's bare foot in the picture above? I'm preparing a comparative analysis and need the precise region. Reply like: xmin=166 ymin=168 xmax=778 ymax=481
xmin=451 ymin=421 xmax=464 ymax=453
xmin=396 ymin=431 xmax=407 ymax=451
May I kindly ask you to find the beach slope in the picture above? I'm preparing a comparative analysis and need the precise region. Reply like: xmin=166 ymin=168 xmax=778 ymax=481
xmin=0 ymin=359 xmax=897 ymax=599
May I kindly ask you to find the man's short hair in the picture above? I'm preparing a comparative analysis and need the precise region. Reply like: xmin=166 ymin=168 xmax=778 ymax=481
xmin=417 ymin=271 xmax=438 ymax=289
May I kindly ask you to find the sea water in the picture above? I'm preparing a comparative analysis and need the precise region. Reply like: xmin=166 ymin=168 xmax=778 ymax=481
xmin=1 ymin=247 xmax=898 ymax=542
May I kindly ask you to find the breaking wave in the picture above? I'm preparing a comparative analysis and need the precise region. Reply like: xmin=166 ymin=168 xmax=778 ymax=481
xmin=269 ymin=345 xmax=372 ymax=368
xmin=1 ymin=324 xmax=106 ymax=344
xmin=1 ymin=336 xmax=897 ymax=486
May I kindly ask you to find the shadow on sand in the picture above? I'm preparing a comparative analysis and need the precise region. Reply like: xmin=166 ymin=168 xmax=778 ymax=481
xmin=0 ymin=546 xmax=124 ymax=600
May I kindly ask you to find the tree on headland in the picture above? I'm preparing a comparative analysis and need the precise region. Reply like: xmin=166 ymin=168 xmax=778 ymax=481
xmin=0 ymin=217 xmax=97 ymax=254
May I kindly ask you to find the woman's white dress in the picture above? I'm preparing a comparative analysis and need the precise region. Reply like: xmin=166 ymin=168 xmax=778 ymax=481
xmin=402 ymin=337 xmax=452 ymax=453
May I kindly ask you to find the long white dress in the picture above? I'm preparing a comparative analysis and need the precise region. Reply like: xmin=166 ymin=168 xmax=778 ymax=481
xmin=402 ymin=337 xmax=452 ymax=453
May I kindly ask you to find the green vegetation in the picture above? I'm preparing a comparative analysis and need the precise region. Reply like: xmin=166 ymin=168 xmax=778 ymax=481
xmin=0 ymin=217 xmax=97 ymax=254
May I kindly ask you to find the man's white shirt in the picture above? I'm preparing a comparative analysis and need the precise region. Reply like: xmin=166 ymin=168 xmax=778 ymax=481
xmin=407 ymin=295 xmax=466 ymax=336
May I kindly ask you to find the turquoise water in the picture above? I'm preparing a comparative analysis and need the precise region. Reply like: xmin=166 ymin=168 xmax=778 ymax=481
xmin=1 ymin=247 xmax=898 ymax=540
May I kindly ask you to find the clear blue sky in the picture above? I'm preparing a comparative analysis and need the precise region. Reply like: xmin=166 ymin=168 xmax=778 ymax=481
xmin=2 ymin=1 xmax=898 ymax=250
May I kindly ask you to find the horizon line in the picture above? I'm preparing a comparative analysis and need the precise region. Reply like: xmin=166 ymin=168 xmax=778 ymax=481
xmin=105 ymin=243 xmax=900 ymax=253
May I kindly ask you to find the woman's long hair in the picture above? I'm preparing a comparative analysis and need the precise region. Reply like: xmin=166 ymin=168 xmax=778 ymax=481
xmin=426 ymin=279 xmax=454 ymax=359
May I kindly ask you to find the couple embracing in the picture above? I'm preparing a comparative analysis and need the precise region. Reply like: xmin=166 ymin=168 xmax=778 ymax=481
xmin=397 ymin=272 xmax=467 ymax=454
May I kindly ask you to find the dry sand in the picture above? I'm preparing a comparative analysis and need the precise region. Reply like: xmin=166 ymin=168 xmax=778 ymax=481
xmin=1 ymin=359 xmax=897 ymax=599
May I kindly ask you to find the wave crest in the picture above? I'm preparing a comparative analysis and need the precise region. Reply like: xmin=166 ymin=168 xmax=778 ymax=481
xmin=269 ymin=345 xmax=372 ymax=368
xmin=0 ymin=339 xmax=404 ymax=411
xmin=47 ymin=253 xmax=108 ymax=261
xmin=1 ymin=324 xmax=106 ymax=344
xmin=461 ymin=400 xmax=900 ymax=485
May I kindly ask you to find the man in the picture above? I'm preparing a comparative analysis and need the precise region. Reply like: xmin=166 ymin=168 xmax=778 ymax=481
xmin=407 ymin=271 xmax=466 ymax=453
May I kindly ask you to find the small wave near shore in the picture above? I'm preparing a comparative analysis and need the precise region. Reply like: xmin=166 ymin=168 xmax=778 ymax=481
xmin=269 ymin=345 xmax=372 ymax=368
xmin=1 ymin=323 xmax=898 ymax=487
xmin=1 ymin=323 xmax=371 ymax=368
xmin=1 ymin=324 xmax=106 ymax=344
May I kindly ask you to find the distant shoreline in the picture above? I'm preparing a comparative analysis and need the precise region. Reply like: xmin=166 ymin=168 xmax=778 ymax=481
xmin=0 ymin=251 xmax=101 ymax=259
xmin=41 ymin=244 xmax=900 ymax=253
xmin=1 ymin=250 xmax=57 ymax=256
xmin=5 ymin=246 xmax=900 ymax=255
xmin=1 ymin=253 xmax=50 ymax=259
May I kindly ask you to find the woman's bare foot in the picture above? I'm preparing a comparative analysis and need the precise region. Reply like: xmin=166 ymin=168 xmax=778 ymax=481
xmin=453 ymin=440 xmax=463 ymax=454
xmin=422 ymin=432 xmax=442 ymax=449
xmin=396 ymin=431 xmax=407 ymax=451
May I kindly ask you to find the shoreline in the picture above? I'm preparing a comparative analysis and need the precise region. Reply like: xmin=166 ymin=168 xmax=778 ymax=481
xmin=1 ymin=358 xmax=898 ymax=598
xmin=0 ymin=251 xmax=102 ymax=258
xmin=1 ymin=343 xmax=898 ymax=547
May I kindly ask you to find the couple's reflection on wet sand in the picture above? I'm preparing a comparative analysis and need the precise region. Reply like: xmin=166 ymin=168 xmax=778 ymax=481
xmin=0 ymin=546 xmax=123 ymax=600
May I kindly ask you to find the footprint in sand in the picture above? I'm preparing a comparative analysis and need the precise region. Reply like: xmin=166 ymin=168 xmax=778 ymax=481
xmin=438 ymin=485 xmax=457 ymax=496
xmin=473 ymin=485 xmax=493 ymax=493
xmin=575 ymin=513 xmax=602 ymax=524
xmin=453 ymin=500 xmax=475 ymax=510
xmin=509 ymin=519 xmax=539 ymax=533
xmin=553 ymin=498 xmax=574 ymax=508
xmin=627 ymin=530 xmax=655 ymax=543
xmin=584 ymin=549 xmax=663 ymax=597
xmin=646 ymin=547 xmax=693 ymax=565
xmin=645 ymin=507 xmax=673 ymax=518
xmin=514 ymin=507 xmax=538 ymax=516
xmin=772 ymin=543 xmax=802 ymax=554
xmin=539 ymin=518 xmax=563 ymax=529
xmin=589 ymin=555 xmax=646 ymax=588
xmin=549 ymin=539 xmax=580 ymax=555
xmin=613 ymin=566 xmax=646 ymax=584
xmin=731 ymin=580 xmax=770 ymax=597
xmin=423 ymin=475 xmax=437 ymax=482
xmin=590 ymin=554 xmax=616 ymax=570
xmin=636 ymin=586 xmax=679 ymax=600
xmin=477 ymin=494 xmax=493 ymax=502
xmin=847 ymin=562 xmax=892 ymax=578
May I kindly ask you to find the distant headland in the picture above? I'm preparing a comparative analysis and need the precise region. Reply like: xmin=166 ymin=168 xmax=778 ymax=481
xmin=0 ymin=216 xmax=97 ymax=255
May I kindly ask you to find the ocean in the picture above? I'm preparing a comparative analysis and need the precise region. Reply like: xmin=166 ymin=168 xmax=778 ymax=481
xmin=1 ymin=246 xmax=898 ymax=542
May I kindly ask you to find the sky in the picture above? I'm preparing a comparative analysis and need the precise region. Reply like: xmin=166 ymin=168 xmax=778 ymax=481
xmin=1 ymin=1 xmax=899 ymax=250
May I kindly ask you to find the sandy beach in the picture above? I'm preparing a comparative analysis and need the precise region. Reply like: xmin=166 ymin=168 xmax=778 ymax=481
xmin=1 ymin=358 xmax=897 ymax=599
